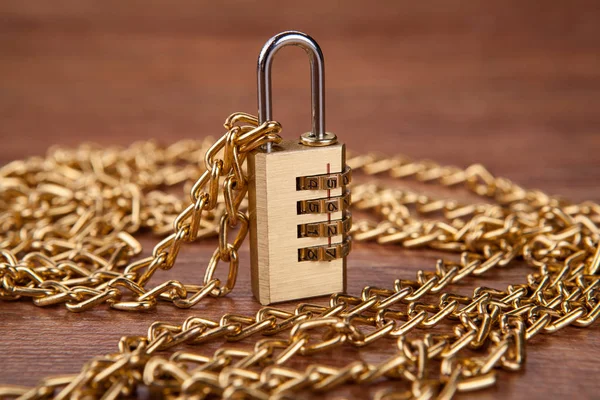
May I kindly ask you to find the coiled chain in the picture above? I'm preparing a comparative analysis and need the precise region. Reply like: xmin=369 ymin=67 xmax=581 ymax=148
xmin=0 ymin=113 xmax=599 ymax=399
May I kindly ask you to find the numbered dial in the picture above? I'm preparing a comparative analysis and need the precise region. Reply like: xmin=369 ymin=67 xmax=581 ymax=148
xmin=296 ymin=165 xmax=352 ymax=262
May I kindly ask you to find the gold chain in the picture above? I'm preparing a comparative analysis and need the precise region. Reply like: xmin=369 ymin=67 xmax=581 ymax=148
xmin=1 ymin=113 xmax=599 ymax=399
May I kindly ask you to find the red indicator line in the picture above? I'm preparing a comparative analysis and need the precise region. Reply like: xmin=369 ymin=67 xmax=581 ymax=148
xmin=327 ymin=163 xmax=331 ymax=246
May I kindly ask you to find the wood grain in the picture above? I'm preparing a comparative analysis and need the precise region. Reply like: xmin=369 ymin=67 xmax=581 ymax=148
xmin=1 ymin=1 xmax=600 ymax=399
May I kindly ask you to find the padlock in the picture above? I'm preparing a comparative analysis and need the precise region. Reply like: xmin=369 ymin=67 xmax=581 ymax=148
xmin=248 ymin=31 xmax=352 ymax=305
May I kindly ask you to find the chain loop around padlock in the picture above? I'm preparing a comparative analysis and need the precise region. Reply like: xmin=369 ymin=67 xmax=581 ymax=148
xmin=0 ymin=113 xmax=281 ymax=314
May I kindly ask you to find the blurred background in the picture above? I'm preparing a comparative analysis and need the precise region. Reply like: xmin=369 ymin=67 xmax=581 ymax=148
xmin=1 ymin=0 xmax=599 ymax=200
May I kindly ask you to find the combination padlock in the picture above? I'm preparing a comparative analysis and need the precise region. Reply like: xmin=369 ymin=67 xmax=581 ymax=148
xmin=248 ymin=31 xmax=352 ymax=305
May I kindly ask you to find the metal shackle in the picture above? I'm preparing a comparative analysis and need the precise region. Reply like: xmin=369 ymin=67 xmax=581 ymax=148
xmin=257 ymin=31 xmax=337 ymax=152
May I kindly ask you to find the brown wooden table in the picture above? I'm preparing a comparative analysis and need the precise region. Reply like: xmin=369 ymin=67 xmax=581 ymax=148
xmin=1 ymin=1 xmax=599 ymax=399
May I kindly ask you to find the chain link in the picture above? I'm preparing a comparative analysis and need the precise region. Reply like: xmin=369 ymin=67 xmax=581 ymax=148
xmin=0 ymin=113 xmax=282 ymax=311
xmin=1 ymin=113 xmax=599 ymax=399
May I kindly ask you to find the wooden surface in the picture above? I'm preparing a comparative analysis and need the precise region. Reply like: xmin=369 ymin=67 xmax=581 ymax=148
xmin=1 ymin=1 xmax=600 ymax=399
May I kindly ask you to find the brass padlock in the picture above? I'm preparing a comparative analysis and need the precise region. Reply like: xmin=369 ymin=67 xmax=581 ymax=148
xmin=248 ymin=31 xmax=352 ymax=305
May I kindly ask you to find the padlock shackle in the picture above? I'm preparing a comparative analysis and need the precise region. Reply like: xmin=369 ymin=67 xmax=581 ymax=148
xmin=258 ymin=31 xmax=329 ymax=152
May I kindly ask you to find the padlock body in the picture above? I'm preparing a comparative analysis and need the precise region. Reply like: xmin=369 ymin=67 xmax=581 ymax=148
xmin=248 ymin=140 xmax=350 ymax=305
